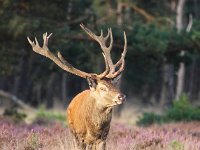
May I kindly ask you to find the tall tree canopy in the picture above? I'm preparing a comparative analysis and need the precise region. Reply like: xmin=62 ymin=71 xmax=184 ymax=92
xmin=0 ymin=0 xmax=200 ymax=107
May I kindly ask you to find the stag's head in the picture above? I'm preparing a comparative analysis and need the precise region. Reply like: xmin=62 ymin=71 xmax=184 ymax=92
xmin=87 ymin=77 xmax=126 ymax=107
xmin=27 ymin=24 xmax=127 ymax=107
xmin=80 ymin=24 xmax=127 ymax=107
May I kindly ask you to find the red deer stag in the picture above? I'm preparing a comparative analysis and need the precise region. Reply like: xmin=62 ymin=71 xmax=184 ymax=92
xmin=27 ymin=24 xmax=127 ymax=150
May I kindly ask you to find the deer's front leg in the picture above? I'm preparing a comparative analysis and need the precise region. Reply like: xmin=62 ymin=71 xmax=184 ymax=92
xmin=95 ymin=140 xmax=106 ymax=150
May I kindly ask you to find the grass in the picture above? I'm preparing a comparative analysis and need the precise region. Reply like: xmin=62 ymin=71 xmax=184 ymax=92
xmin=0 ymin=119 xmax=200 ymax=150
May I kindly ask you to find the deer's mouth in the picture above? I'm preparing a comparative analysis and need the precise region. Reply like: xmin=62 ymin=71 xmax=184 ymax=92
xmin=115 ymin=100 xmax=123 ymax=105
xmin=114 ymin=98 xmax=126 ymax=105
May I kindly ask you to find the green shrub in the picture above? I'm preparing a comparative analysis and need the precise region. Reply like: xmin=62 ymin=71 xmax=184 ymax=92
xmin=137 ymin=94 xmax=200 ymax=126
xmin=137 ymin=112 xmax=164 ymax=126
xmin=34 ymin=106 xmax=66 ymax=125
xmin=166 ymin=94 xmax=193 ymax=121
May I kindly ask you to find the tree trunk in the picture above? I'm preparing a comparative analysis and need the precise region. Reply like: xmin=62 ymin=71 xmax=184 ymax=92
xmin=61 ymin=73 xmax=68 ymax=105
xmin=175 ymin=0 xmax=186 ymax=100
xmin=194 ymin=0 xmax=199 ymax=19
xmin=12 ymin=58 xmax=23 ymax=95
xmin=160 ymin=64 xmax=175 ymax=106
xmin=188 ymin=57 xmax=196 ymax=100
xmin=35 ymin=84 xmax=42 ymax=105
xmin=46 ymin=73 xmax=56 ymax=108
xmin=117 ymin=0 xmax=123 ymax=26
xmin=176 ymin=0 xmax=186 ymax=33
xmin=171 ymin=0 xmax=176 ymax=12
xmin=176 ymin=60 xmax=185 ymax=100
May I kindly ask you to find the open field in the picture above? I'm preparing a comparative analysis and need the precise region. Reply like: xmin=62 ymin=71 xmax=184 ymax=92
xmin=0 ymin=119 xmax=200 ymax=150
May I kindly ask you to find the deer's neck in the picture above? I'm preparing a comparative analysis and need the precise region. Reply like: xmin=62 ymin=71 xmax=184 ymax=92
xmin=86 ymin=91 xmax=112 ymax=124
xmin=88 ymin=91 xmax=112 ymax=113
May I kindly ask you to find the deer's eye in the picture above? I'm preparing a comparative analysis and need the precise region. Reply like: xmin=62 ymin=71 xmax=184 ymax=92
xmin=100 ymin=87 xmax=107 ymax=91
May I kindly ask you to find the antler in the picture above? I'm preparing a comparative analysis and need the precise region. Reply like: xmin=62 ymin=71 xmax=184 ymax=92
xmin=111 ymin=32 xmax=127 ymax=77
xmin=27 ymin=32 xmax=98 ymax=79
xmin=27 ymin=24 xmax=127 ymax=80
xmin=80 ymin=24 xmax=127 ymax=78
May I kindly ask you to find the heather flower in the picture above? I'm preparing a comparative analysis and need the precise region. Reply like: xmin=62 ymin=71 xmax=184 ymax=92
xmin=0 ymin=120 xmax=199 ymax=150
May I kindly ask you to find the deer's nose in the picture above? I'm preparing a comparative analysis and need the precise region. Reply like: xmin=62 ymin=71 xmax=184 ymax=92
xmin=118 ymin=94 xmax=126 ymax=102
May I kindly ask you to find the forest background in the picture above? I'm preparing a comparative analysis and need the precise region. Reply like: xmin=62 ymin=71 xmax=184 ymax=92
xmin=0 ymin=0 xmax=200 ymax=114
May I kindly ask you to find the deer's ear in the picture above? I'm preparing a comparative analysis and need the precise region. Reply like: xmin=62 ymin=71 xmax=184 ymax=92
xmin=86 ymin=77 xmax=97 ymax=90
xmin=111 ymin=74 xmax=122 ymax=87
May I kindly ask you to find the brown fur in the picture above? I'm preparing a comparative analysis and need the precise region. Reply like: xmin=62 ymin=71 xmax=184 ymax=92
xmin=67 ymin=79 xmax=125 ymax=150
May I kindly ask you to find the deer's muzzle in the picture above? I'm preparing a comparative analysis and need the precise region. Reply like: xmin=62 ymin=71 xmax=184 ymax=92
xmin=115 ymin=93 xmax=126 ymax=104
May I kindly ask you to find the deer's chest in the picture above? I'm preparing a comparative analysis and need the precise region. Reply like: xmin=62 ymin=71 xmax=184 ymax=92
xmin=86 ymin=109 xmax=112 ymax=138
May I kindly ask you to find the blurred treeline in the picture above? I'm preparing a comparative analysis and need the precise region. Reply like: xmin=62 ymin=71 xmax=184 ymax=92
xmin=0 ymin=0 xmax=200 ymax=108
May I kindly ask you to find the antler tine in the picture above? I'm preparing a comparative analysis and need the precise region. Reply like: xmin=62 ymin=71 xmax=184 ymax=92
xmin=114 ymin=32 xmax=127 ymax=68
xmin=80 ymin=24 xmax=115 ymax=78
xmin=98 ymin=53 xmax=110 ymax=78
xmin=111 ymin=31 xmax=127 ymax=78
xmin=106 ymin=28 xmax=113 ymax=52
xmin=28 ymin=33 xmax=96 ymax=79
xmin=80 ymin=24 xmax=99 ymax=41
xmin=105 ymin=28 xmax=115 ymax=74
xmin=100 ymin=29 xmax=103 ymax=37
xmin=104 ymin=28 xmax=110 ymax=41
xmin=43 ymin=32 xmax=52 ymax=48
